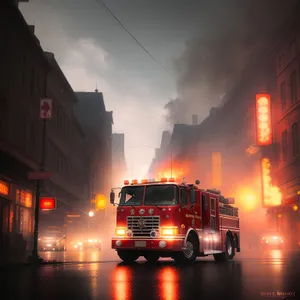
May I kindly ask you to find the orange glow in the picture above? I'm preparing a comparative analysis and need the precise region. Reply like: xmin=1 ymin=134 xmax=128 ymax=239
xmin=293 ymin=205 xmax=298 ymax=212
xmin=96 ymin=194 xmax=106 ymax=210
xmin=124 ymin=180 xmax=129 ymax=185
xmin=155 ymin=160 xmax=189 ymax=182
xmin=168 ymin=177 xmax=175 ymax=182
xmin=211 ymin=152 xmax=222 ymax=188
xmin=255 ymin=94 xmax=272 ymax=146
xmin=141 ymin=179 xmax=148 ymax=184
xmin=161 ymin=177 xmax=168 ymax=182
xmin=235 ymin=187 xmax=258 ymax=212
xmin=112 ymin=267 xmax=132 ymax=300
xmin=132 ymin=179 xmax=138 ymax=184
xmin=158 ymin=267 xmax=179 ymax=300
xmin=261 ymin=158 xmax=282 ymax=207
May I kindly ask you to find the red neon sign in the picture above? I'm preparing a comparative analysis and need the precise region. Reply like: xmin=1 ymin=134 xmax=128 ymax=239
xmin=255 ymin=94 xmax=272 ymax=146
xmin=40 ymin=197 xmax=56 ymax=210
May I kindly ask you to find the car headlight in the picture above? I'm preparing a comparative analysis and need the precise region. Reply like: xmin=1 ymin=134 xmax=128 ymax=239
xmin=160 ymin=226 xmax=177 ymax=236
xmin=115 ymin=227 xmax=126 ymax=236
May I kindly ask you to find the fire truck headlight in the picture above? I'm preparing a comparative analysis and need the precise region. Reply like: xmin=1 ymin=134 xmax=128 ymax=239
xmin=161 ymin=226 xmax=177 ymax=236
xmin=116 ymin=227 xmax=126 ymax=237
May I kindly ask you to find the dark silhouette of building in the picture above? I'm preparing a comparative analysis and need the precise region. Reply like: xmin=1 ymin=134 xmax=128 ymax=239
xmin=74 ymin=91 xmax=113 ymax=205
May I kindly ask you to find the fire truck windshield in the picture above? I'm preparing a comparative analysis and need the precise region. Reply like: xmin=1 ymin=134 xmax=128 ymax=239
xmin=119 ymin=186 xmax=144 ymax=206
xmin=144 ymin=185 xmax=178 ymax=206
xmin=119 ymin=184 xmax=178 ymax=206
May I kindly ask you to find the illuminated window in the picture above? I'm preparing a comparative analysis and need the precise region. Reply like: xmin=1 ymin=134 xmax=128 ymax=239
xmin=280 ymin=81 xmax=286 ymax=111
xmin=281 ymin=130 xmax=288 ymax=161
xmin=0 ymin=180 xmax=9 ymax=196
xmin=16 ymin=189 xmax=33 ymax=208
xmin=290 ymin=71 xmax=297 ymax=104
xmin=292 ymin=123 xmax=299 ymax=157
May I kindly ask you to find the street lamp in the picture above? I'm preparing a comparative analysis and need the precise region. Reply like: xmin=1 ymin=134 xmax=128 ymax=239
xmin=88 ymin=210 xmax=94 ymax=217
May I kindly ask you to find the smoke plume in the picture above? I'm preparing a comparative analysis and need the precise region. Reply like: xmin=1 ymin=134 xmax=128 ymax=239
xmin=165 ymin=0 xmax=297 ymax=126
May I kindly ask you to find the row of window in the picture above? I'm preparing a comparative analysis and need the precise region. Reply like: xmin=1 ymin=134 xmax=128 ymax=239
xmin=280 ymin=70 xmax=298 ymax=111
xmin=46 ymin=140 xmax=86 ymax=187
xmin=281 ymin=122 xmax=299 ymax=161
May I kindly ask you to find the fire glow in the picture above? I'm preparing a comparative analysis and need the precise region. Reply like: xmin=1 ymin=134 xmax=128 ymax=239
xmin=261 ymin=158 xmax=282 ymax=207
xmin=256 ymin=94 xmax=272 ymax=146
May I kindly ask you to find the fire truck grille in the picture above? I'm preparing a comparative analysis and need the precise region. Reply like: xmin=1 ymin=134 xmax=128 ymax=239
xmin=127 ymin=216 xmax=160 ymax=237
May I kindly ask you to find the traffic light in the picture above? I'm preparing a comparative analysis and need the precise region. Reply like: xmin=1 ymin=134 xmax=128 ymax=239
xmin=96 ymin=194 xmax=106 ymax=210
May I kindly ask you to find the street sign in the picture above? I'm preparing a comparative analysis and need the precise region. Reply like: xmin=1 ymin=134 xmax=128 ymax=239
xmin=40 ymin=197 xmax=56 ymax=210
xmin=28 ymin=172 xmax=51 ymax=180
xmin=40 ymin=98 xmax=52 ymax=119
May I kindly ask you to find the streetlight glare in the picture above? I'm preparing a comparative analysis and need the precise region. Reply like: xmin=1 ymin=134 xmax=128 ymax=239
xmin=89 ymin=211 xmax=94 ymax=217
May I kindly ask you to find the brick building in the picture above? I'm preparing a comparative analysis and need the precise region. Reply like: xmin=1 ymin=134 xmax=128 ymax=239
xmin=270 ymin=3 xmax=300 ymax=245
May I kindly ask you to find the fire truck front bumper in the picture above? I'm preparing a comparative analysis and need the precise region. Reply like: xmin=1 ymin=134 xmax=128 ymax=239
xmin=112 ymin=237 xmax=185 ymax=251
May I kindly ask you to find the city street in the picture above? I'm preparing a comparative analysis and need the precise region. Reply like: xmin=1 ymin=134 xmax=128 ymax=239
xmin=1 ymin=249 xmax=299 ymax=300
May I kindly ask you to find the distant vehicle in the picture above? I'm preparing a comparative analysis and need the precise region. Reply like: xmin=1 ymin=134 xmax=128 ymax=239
xmin=70 ymin=239 xmax=101 ymax=251
xmin=260 ymin=231 xmax=284 ymax=249
xmin=39 ymin=226 xmax=66 ymax=251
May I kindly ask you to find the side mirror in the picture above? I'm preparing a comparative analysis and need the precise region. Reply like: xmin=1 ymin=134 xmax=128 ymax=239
xmin=110 ymin=191 xmax=115 ymax=204
xmin=228 ymin=198 xmax=235 ymax=205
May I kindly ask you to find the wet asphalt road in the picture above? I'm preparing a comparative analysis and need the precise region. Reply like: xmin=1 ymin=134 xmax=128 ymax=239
xmin=1 ymin=248 xmax=299 ymax=300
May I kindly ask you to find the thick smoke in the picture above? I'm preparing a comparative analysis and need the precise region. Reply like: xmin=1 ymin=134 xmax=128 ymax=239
xmin=165 ymin=0 xmax=297 ymax=125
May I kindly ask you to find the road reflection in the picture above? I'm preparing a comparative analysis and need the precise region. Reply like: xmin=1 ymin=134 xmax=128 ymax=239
xmin=112 ymin=266 xmax=132 ymax=300
xmin=158 ymin=267 xmax=179 ymax=300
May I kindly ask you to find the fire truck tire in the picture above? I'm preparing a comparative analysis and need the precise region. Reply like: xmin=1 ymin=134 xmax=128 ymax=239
xmin=214 ymin=234 xmax=235 ymax=262
xmin=173 ymin=235 xmax=198 ymax=263
xmin=144 ymin=253 xmax=160 ymax=263
xmin=117 ymin=250 xmax=139 ymax=263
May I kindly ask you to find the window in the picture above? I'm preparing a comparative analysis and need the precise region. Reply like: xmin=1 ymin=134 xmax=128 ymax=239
xmin=210 ymin=198 xmax=216 ymax=210
xmin=282 ymin=130 xmax=288 ymax=161
xmin=292 ymin=123 xmax=299 ymax=157
xmin=290 ymin=71 xmax=297 ymax=104
xmin=30 ymin=68 xmax=35 ymax=95
xmin=190 ymin=190 xmax=196 ymax=204
xmin=210 ymin=216 xmax=216 ymax=231
xmin=280 ymin=81 xmax=286 ymax=111
xmin=180 ymin=189 xmax=188 ymax=206
xmin=202 ymin=194 xmax=206 ymax=212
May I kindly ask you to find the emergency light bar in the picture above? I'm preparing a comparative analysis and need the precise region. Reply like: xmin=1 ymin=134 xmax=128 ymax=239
xmin=123 ymin=178 xmax=177 ymax=185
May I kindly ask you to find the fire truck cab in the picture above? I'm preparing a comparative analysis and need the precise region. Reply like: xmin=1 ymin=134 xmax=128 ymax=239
xmin=110 ymin=178 xmax=240 ymax=263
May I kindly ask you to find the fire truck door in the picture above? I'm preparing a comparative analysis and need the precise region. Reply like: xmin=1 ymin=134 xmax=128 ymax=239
xmin=180 ymin=188 xmax=192 ymax=230
xmin=190 ymin=189 xmax=200 ymax=229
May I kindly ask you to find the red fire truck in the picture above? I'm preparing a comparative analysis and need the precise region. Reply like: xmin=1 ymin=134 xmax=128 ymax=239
xmin=109 ymin=177 xmax=240 ymax=263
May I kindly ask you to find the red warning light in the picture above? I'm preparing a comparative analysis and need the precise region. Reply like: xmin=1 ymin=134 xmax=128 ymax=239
xmin=160 ymin=178 xmax=168 ymax=182
xmin=168 ymin=178 xmax=175 ymax=182
xmin=132 ymin=179 xmax=138 ymax=184
xmin=141 ymin=179 xmax=148 ymax=184
xmin=255 ymin=94 xmax=272 ymax=146
xmin=124 ymin=180 xmax=129 ymax=185
xmin=40 ymin=197 xmax=56 ymax=210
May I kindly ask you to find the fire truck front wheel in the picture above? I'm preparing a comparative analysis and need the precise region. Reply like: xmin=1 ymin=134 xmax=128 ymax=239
xmin=117 ymin=250 xmax=139 ymax=263
xmin=173 ymin=235 xmax=198 ymax=263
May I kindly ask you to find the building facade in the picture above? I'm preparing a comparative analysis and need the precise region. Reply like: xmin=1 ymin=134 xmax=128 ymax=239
xmin=0 ymin=1 xmax=49 ymax=263
xmin=0 ymin=1 xmax=91 ymax=263
xmin=270 ymin=4 xmax=300 ymax=246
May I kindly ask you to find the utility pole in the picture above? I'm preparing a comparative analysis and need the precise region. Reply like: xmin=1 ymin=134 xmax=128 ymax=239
xmin=28 ymin=68 xmax=52 ymax=262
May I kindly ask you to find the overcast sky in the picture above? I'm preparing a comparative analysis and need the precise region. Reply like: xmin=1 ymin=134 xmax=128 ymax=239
xmin=20 ymin=0 xmax=295 ymax=181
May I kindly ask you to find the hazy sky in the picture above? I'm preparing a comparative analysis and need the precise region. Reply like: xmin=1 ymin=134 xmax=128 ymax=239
xmin=20 ymin=0 xmax=295 ymax=180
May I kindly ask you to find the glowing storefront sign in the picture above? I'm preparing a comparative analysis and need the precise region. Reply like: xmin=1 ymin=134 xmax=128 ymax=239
xmin=261 ymin=158 xmax=282 ymax=207
xmin=255 ymin=94 xmax=272 ymax=146
xmin=0 ymin=180 xmax=9 ymax=196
